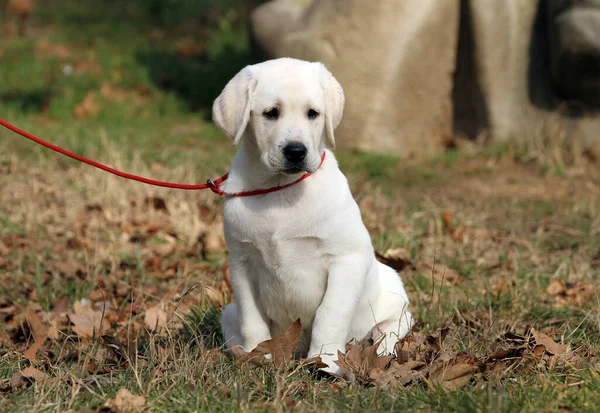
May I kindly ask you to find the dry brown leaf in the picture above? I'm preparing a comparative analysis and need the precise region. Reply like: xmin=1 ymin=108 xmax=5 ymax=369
xmin=23 ymin=338 xmax=45 ymax=362
xmin=104 ymin=387 xmax=146 ymax=413
xmin=23 ymin=307 xmax=49 ymax=361
xmin=36 ymin=40 xmax=70 ymax=59
xmin=101 ymin=335 xmax=138 ymax=363
xmin=531 ymin=329 xmax=568 ymax=356
xmin=415 ymin=262 xmax=464 ymax=285
xmin=150 ymin=243 xmax=176 ymax=257
xmin=175 ymin=37 xmax=204 ymax=58
xmin=334 ymin=338 xmax=396 ymax=385
xmin=68 ymin=299 xmax=109 ymax=338
xmin=144 ymin=305 xmax=167 ymax=333
xmin=52 ymin=295 xmax=70 ymax=313
xmin=100 ymin=82 xmax=129 ymax=102
xmin=547 ymin=279 xmax=566 ymax=296
xmin=7 ymin=0 xmax=33 ymax=15
xmin=0 ymin=328 xmax=14 ymax=349
xmin=20 ymin=367 xmax=48 ymax=382
xmin=493 ymin=277 xmax=515 ymax=295
xmin=73 ymin=60 xmax=102 ymax=76
xmin=0 ymin=240 xmax=9 ymax=256
xmin=233 ymin=319 xmax=302 ymax=368
xmin=88 ymin=289 xmax=108 ymax=302
xmin=375 ymin=247 xmax=413 ymax=272
xmin=374 ymin=360 xmax=428 ymax=387
xmin=53 ymin=260 xmax=86 ymax=277
xmin=154 ymin=268 xmax=177 ymax=281
xmin=430 ymin=362 xmax=477 ymax=390
xmin=546 ymin=279 xmax=595 ymax=307
xmin=74 ymin=93 xmax=100 ymax=118
xmin=144 ymin=256 xmax=162 ymax=272
xmin=203 ymin=231 xmax=225 ymax=255
xmin=202 ymin=286 xmax=225 ymax=307
xmin=25 ymin=307 xmax=47 ymax=341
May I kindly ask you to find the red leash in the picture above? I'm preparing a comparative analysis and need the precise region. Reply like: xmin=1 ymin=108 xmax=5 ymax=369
xmin=0 ymin=118 xmax=324 ymax=197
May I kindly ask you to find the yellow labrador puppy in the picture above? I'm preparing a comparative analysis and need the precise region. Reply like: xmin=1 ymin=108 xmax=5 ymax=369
xmin=215 ymin=58 xmax=413 ymax=374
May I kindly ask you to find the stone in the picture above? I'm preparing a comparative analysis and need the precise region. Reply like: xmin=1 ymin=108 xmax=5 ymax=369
xmin=547 ymin=0 xmax=600 ymax=107
xmin=251 ymin=0 xmax=460 ymax=156
xmin=251 ymin=0 xmax=600 ymax=157
xmin=457 ymin=0 xmax=600 ymax=154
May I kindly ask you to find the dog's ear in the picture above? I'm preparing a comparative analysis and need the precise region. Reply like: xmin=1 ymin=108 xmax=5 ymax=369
xmin=212 ymin=66 xmax=258 ymax=146
xmin=318 ymin=63 xmax=345 ymax=149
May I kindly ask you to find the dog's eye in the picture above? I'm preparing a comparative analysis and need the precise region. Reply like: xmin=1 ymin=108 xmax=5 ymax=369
xmin=307 ymin=109 xmax=319 ymax=120
xmin=263 ymin=108 xmax=279 ymax=120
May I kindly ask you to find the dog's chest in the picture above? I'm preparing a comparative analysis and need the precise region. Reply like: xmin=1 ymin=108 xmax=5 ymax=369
xmin=224 ymin=196 xmax=330 ymax=329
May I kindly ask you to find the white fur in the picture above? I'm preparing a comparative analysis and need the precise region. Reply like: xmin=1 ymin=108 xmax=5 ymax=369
xmin=214 ymin=58 xmax=413 ymax=374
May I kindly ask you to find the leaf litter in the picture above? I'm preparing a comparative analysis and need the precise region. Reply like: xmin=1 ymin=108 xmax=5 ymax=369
xmin=231 ymin=318 xmax=593 ymax=392
xmin=1 ymin=134 xmax=599 ymax=410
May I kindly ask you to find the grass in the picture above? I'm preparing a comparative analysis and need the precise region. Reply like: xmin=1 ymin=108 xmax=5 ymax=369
xmin=1 ymin=1 xmax=600 ymax=412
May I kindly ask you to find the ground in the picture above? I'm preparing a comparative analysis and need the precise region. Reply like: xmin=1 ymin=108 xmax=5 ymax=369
xmin=1 ymin=1 xmax=599 ymax=412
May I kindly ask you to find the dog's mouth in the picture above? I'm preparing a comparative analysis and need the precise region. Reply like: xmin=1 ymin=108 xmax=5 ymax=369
xmin=282 ymin=166 xmax=305 ymax=175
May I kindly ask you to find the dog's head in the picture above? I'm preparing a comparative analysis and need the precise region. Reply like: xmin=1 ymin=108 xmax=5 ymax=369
xmin=212 ymin=58 xmax=344 ymax=174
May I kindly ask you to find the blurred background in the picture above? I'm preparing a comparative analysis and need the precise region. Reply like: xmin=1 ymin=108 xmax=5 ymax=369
xmin=1 ymin=0 xmax=262 ymax=128
xmin=1 ymin=4 xmax=600 ymax=410
xmin=2 ymin=0 xmax=599 ymax=160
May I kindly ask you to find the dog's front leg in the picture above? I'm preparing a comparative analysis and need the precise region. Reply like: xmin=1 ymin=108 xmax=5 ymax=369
xmin=308 ymin=256 xmax=367 ymax=374
xmin=229 ymin=257 xmax=272 ymax=351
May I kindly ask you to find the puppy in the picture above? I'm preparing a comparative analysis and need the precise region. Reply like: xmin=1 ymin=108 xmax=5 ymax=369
xmin=214 ymin=58 xmax=413 ymax=373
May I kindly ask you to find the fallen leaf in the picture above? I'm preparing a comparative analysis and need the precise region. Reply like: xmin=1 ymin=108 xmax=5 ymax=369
xmin=74 ymin=92 xmax=100 ymax=118
xmin=375 ymin=247 xmax=413 ymax=272
xmin=0 ymin=328 xmax=13 ymax=349
xmin=89 ymin=289 xmax=108 ymax=302
xmin=334 ymin=337 xmax=397 ymax=385
xmin=52 ymin=295 xmax=70 ymax=313
xmin=429 ymin=362 xmax=477 ymax=390
xmin=201 ymin=231 xmax=225 ymax=255
xmin=53 ymin=260 xmax=86 ymax=278
xmin=68 ymin=299 xmax=109 ymax=338
xmin=175 ymin=37 xmax=204 ymax=58
xmin=415 ymin=262 xmax=464 ymax=285
xmin=233 ymin=319 xmax=302 ymax=368
xmin=202 ymin=286 xmax=225 ymax=307
xmin=144 ymin=305 xmax=167 ymax=332
xmin=442 ymin=211 xmax=453 ymax=233
xmin=101 ymin=335 xmax=138 ymax=363
xmin=23 ymin=307 xmax=49 ymax=361
xmin=546 ymin=279 xmax=595 ymax=307
xmin=0 ymin=240 xmax=9 ymax=255
xmin=100 ymin=82 xmax=129 ymax=102
xmin=25 ymin=307 xmax=48 ymax=341
xmin=23 ymin=338 xmax=45 ymax=362
xmin=20 ymin=367 xmax=48 ymax=382
xmin=373 ymin=360 xmax=428 ymax=388
xmin=73 ymin=60 xmax=102 ymax=76
xmin=150 ymin=243 xmax=176 ymax=256
xmin=104 ymin=387 xmax=146 ymax=413
xmin=144 ymin=256 xmax=162 ymax=272
xmin=531 ymin=329 xmax=568 ymax=356
xmin=546 ymin=279 xmax=566 ymax=296
xmin=36 ymin=40 xmax=70 ymax=59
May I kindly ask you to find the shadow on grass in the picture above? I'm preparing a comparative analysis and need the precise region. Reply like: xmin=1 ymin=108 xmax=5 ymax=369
xmin=0 ymin=89 xmax=54 ymax=113
xmin=181 ymin=305 xmax=224 ymax=349
xmin=137 ymin=47 xmax=253 ymax=113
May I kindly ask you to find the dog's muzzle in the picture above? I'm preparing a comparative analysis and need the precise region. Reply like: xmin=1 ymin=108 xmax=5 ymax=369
xmin=282 ymin=142 xmax=308 ymax=174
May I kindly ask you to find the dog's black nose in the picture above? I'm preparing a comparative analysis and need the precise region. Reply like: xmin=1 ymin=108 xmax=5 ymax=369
xmin=283 ymin=143 xmax=307 ymax=164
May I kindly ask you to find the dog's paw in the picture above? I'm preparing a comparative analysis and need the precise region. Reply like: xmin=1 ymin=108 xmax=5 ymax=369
xmin=317 ymin=354 xmax=342 ymax=377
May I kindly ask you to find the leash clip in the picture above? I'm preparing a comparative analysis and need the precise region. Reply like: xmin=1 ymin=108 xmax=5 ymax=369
xmin=206 ymin=179 xmax=224 ymax=195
